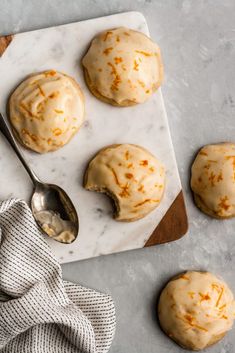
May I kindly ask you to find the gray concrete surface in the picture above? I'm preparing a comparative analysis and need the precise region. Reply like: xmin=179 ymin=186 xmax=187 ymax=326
xmin=1 ymin=1 xmax=235 ymax=352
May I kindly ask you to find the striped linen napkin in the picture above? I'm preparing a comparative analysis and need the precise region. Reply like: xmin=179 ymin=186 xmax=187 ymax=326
xmin=0 ymin=199 xmax=116 ymax=353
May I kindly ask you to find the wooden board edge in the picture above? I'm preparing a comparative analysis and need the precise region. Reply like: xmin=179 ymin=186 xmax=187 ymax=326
xmin=144 ymin=190 xmax=188 ymax=247
xmin=0 ymin=35 xmax=13 ymax=57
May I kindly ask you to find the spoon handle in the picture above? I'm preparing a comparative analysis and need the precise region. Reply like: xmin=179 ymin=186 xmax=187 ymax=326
xmin=0 ymin=113 xmax=41 ymax=186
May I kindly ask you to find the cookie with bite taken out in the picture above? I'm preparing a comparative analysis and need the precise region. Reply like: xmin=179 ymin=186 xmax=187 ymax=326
xmin=84 ymin=144 xmax=165 ymax=221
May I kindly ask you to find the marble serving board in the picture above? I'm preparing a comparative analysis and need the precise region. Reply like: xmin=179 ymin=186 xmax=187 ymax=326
xmin=0 ymin=12 xmax=187 ymax=263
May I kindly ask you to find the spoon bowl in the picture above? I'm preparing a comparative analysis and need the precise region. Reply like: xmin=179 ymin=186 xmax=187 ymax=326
xmin=0 ymin=113 xmax=79 ymax=244
xmin=32 ymin=182 xmax=79 ymax=243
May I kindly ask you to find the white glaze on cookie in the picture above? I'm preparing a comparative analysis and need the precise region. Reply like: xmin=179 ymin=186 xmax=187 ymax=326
xmin=82 ymin=27 xmax=163 ymax=105
xmin=158 ymin=271 xmax=235 ymax=350
xmin=191 ymin=143 xmax=235 ymax=218
xmin=9 ymin=70 xmax=85 ymax=153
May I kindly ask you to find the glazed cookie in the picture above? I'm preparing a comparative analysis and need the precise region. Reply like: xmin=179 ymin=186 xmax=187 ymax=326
xmin=191 ymin=143 xmax=235 ymax=218
xmin=84 ymin=144 xmax=165 ymax=221
xmin=158 ymin=271 xmax=235 ymax=351
xmin=9 ymin=70 xmax=85 ymax=153
xmin=82 ymin=27 xmax=163 ymax=106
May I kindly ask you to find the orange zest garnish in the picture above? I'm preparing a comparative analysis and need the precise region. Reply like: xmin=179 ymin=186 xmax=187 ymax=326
xmin=107 ymin=62 xmax=121 ymax=91
xmin=135 ymin=50 xmax=152 ymax=57
xmin=103 ymin=47 xmax=113 ymax=55
xmin=37 ymin=85 xmax=45 ymax=97
xmin=44 ymin=70 xmax=57 ymax=77
xmin=108 ymin=62 xmax=117 ymax=74
xmin=208 ymin=171 xmax=216 ymax=186
xmin=114 ymin=57 xmax=123 ymax=64
xmin=216 ymin=287 xmax=224 ymax=307
xmin=111 ymin=74 xmax=121 ymax=91
xmin=212 ymin=283 xmax=220 ymax=291
xmin=125 ymin=151 xmax=130 ymax=160
xmin=176 ymin=314 xmax=208 ymax=332
xmin=184 ymin=314 xmax=193 ymax=323
xmin=125 ymin=173 xmax=133 ymax=179
xmin=31 ymin=134 xmax=37 ymax=142
xmin=217 ymin=171 xmax=223 ymax=182
xmin=225 ymin=155 xmax=235 ymax=165
xmin=103 ymin=31 xmax=113 ymax=41
xmin=20 ymin=102 xmax=33 ymax=117
xmin=53 ymin=128 xmax=62 ymax=136
xmin=191 ymin=324 xmax=208 ymax=332
xmin=218 ymin=196 xmax=230 ymax=211
xmin=138 ymin=80 xmax=145 ymax=88
xmin=49 ymin=91 xmax=59 ymax=99
xmin=199 ymin=292 xmax=211 ymax=301
xmin=119 ymin=183 xmax=130 ymax=198
xmin=226 ymin=156 xmax=235 ymax=180
xmin=219 ymin=304 xmax=226 ymax=310
xmin=133 ymin=60 xmax=139 ymax=71
xmin=22 ymin=129 xmax=38 ymax=142
xmin=138 ymin=185 xmax=144 ymax=193
xmin=134 ymin=199 xmax=159 ymax=208
xmin=108 ymin=166 xmax=120 ymax=186
xmin=140 ymin=160 xmax=148 ymax=166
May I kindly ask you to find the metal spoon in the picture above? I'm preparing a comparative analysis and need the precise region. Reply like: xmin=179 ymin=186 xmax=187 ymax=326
xmin=0 ymin=113 xmax=79 ymax=244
